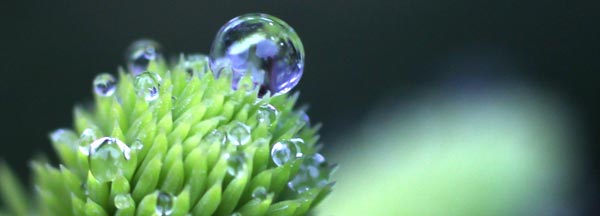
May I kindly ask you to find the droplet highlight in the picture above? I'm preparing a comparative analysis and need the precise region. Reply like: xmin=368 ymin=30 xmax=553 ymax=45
xmin=79 ymin=128 xmax=101 ymax=155
xmin=256 ymin=104 xmax=278 ymax=126
xmin=93 ymin=73 xmax=117 ymax=97
xmin=134 ymin=72 xmax=161 ymax=101
xmin=126 ymin=39 xmax=163 ymax=75
xmin=114 ymin=194 xmax=133 ymax=209
xmin=287 ymin=153 xmax=331 ymax=193
xmin=251 ymin=186 xmax=268 ymax=200
xmin=179 ymin=54 xmax=209 ymax=78
xmin=156 ymin=191 xmax=174 ymax=216
xmin=226 ymin=122 xmax=251 ymax=146
xmin=271 ymin=138 xmax=304 ymax=166
xmin=204 ymin=129 xmax=226 ymax=146
xmin=210 ymin=13 xmax=305 ymax=94
xmin=88 ymin=137 xmax=132 ymax=182
xmin=226 ymin=152 xmax=246 ymax=177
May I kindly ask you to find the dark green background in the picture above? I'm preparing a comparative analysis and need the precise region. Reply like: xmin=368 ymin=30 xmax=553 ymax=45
xmin=0 ymin=0 xmax=597 ymax=213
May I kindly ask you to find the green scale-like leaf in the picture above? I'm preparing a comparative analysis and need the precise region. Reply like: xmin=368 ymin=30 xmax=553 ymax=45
xmin=0 ymin=57 xmax=333 ymax=216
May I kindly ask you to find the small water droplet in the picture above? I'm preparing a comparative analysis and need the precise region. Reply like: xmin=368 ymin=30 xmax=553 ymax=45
xmin=134 ymin=72 xmax=162 ymax=101
xmin=204 ymin=129 xmax=226 ymax=146
xmin=156 ymin=191 xmax=174 ymax=216
xmin=126 ymin=39 xmax=163 ymax=75
xmin=256 ymin=104 xmax=278 ymax=126
xmin=210 ymin=13 xmax=304 ymax=94
xmin=179 ymin=54 xmax=209 ymax=78
xmin=79 ymin=128 xmax=101 ymax=155
xmin=271 ymin=138 xmax=304 ymax=166
xmin=225 ymin=152 xmax=246 ymax=177
xmin=226 ymin=122 xmax=251 ymax=146
xmin=251 ymin=186 xmax=268 ymax=200
xmin=231 ymin=212 xmax=242 ymax=216
xmin=93 ymin=73 xmax=117 ymax=97
xmin=287 ymin=153 xmax=330 ymax=193
xmin=114 ymin=194 xmax=133 ymax=209
xmin=131 ymin=139 xmax=144 ymax=151
xmin=88 ymin=137 xmax=132 ymax=182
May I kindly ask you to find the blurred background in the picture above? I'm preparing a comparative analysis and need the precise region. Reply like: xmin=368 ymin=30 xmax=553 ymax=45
xmin=0 ymin=0 xmax=598 ymax=215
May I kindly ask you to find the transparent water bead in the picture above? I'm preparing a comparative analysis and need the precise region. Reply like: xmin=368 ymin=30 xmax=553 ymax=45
xmin=251 ymin=186 xmax=268 ymax=200
xmin=288 ymin=153 xmax=330 ymax=193
xmin=114 ymin=194 xmax=133 ymax=209
xmin=226 ymin=152 xmax=246 ymax=177
xmin=93 ymin=73 xmax=117 ymax=97
xmin=88 ymin=137 xmax=132 ymax=182
xmin=227 ymin=122 xmax=251 ymax=146
xmin=78 ymin=128 xmax=101 ymax=155
xmin=257 ymin=104 xmax=278 ymax=126
xmin=156 ymin=191 xmax=174 ymax=216
xmin=126 ymin=39 xmax=163 ymax=75
xmin=134 ymin=71 xmax=162 ymax=101
xmin=179 ymin=54 xmax=209 ymax=78
xmin=271 ymin=138 xmax=304 ymax=166
xmin=204 ymin=129 xmax=226 ymax=146
xmin=210 ymin=13 xmax=305 ymax=94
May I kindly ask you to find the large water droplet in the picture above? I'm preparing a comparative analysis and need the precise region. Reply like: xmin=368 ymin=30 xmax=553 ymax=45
xmin=256 ymin=104 xmax=278 ymax=126
xmin=230 ymin=212 xmax=242 ymax=216
xmin=114 ymin=194 xmax=133 ymax=209
xmin=156 ymin=191 xmax=174 ymax=216
xmin=93 ymin=73 xmax=117 ymax=97
xmin=226 ymin=122 xmax=251 ymax=146
xmin=287 ymin=153 xmax=330 ymax=193
xmin=79 ymin=128 xmax=101 ymax=155
xmin=225 ymin=152 xmax=246 ymax=177
xmin=88 ymin=137 xmax=132 ymax=182
xmin=251 ymin=186 xmax=268 ymax=200
xmin=204 ymin=129 xmax=226 ymax=146
xmin=271 ymin=138 xmax=304 ymax=166
xmin=126 ymin=39 xmax=163 ymax=75
xmin=210 ymin=13 xmax=304 ymax=94
xmin=179 ymin=54 xmax=209 ymax=78
xmin=134 ymin=72 xmax=161 ymax=101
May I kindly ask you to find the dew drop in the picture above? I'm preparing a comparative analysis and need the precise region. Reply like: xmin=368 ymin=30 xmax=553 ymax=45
xmin=78 ymin=128 xmax=101 ymax=155
xmin=256 ymin=104 xmax=278 ymax=126
xmin=134 ymin=72 xmax=161 ymax=101
xmin=93 ymin=73 xmax=117 ymax=97
xmin=156 ymin=191 xmax=174 ymax=216
xmin=126 ymin=39 xmax=163 ymax=75
xmin=225 ymin=152 xmax=246 ymax=177
xmin=287 ymin=153 xmax=330 ymax=193
xmin=251 ymin=186 xmax=268 ymax=200
xmin=204 ymin=129 xmax=226 ymax=146
xmin=226 ymin=122 xmax=251 ymax=146
xmin=210 ymin=13 xmax=304 ymax=94
xmin=114 ymin=194 xmax=133 ymax=209
xmin=88 ymin=137 xmax=132 ymax=182
xmin=271 ymin=138 xmax=304 ymax=166
xmin=179 ymin=54 xmax=209 ymax=78
xmin=231 ymin=213 xmax=242 ymax=216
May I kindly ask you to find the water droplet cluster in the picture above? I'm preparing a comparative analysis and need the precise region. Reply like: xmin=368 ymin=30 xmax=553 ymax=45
xmin=49 ymin=13 xmax=332 ymax=216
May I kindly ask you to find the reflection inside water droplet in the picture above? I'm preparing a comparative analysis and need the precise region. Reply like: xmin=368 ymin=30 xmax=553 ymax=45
xmin=88 ymin=137 xmax=132 ymax=182
xmin=156 ymin=191 xmax=174 ymax=216
xmin=126 ymin=39 xmax=163 ymax=75
xmin=210 ymin=13 xmax=305 ymax=94
xmin=93 ymin=73 xmax=117 ymax=97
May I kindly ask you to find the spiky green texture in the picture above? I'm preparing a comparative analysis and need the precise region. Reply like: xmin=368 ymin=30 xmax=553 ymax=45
xmin=0 ymin=58 xmax=333 ymax=216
